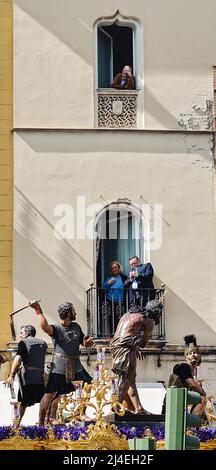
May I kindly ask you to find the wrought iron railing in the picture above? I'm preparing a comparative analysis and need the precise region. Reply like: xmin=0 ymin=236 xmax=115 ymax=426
xmin=86 ymin=287 xmax=165 ymax=340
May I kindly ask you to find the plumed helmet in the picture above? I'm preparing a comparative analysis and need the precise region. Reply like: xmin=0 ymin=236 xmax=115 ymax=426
xmin=184 ymin=335 xmax=201 ymax=365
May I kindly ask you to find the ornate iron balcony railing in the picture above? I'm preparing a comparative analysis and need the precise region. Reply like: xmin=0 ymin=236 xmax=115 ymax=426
xmin=86 ymin=287 xmax=165 ymax=340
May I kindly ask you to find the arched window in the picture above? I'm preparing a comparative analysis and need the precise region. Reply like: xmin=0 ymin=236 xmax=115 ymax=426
xmin=86 ymin=202 xmax=164 ymax=340
xmin=94 ymin=10 xmax=143 ymax=91
xmin=94 ymin=202 xmax=149 ymax=286
xmin=98 ymin=24 xmax=133 ymax=88
xmin=94 ymin=11 xmax=144 ymax=128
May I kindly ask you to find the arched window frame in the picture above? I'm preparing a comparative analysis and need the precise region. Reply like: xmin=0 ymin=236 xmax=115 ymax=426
xmin=93 ymin=10 xmax=144 ymax=128
xmin=94 ymin=10 xmax=143 ymax=91
xmin=93 ymin=200 xmax=150 ymax=286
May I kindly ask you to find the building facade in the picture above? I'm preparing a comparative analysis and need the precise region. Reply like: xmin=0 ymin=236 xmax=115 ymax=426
xmin=1 ymin=0 xmax=216 ymax=392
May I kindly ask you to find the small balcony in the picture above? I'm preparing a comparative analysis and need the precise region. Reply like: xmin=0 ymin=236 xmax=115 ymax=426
xmin=97 ymin=89 xmax=138 ymax=128
xmin=86 ymin=287 xmax=165 ymax=340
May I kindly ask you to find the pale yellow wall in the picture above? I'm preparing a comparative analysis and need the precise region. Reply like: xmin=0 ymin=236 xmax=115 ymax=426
xmin=13 ymin=0 xmax=215 ymax=129
xmin=0 ymin=0 xmax=13 ymax=349
xmin=13 ymin=130 xmax=216 ymax=344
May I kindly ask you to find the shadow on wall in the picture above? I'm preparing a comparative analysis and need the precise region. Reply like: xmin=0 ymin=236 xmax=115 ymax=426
xmin=15 ymin=0 xmax=215 ymax=73
xmin=144 ymin=87 xmax=178 ymax=129
xmin=13 ymin=188 xmax=93 ymax=341
xmin=13 ymin=217 xmax=216 ymax=347
xmin=15 ymin=0 xmax=94 ymax=66
xmin=14 ymin=230 xmax=89 ymax=342
xmin=15 ymin=186 xmax=91 ymax=270
xmin=154 ymin=276 xmax=216 ymax=344
xmin=13 ymin=183 xmax=215 ymax=345
xmin=14 ymin=1 xmax=215 ymax=129
xmin=15 ymin=130 xmax=212 ymax=157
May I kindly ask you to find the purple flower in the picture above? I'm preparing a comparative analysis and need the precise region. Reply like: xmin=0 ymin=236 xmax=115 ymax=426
xmin=67 ymin=426 xmax=87 ymax=441
xmin=0 ymin=424 xmax=215 ymax=443
xmin=52 ymin=425 xmax=87 ymax=441
xmin=117 ymin=424 xmax=165 ymax=441
xmin=196 ymin=427 xmax=216 ymax=442
xmin=0 ymin=426 xmax=14 ymax=440
xmin=19 ymin=426 xmax=48 ymax=440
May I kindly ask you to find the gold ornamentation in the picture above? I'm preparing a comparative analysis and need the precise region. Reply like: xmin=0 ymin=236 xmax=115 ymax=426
xmin=2 ymin=435 xmax=216 ymax=451
xmin=144 ymin=427 xmax=155 ymax=439
xmin=57 ymin=350 xmax=125 ymax=423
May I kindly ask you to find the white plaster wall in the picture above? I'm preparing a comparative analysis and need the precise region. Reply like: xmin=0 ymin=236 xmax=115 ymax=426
xmin=1 ymin=351 xmax=215 ymax=423
xmin=13 ymin=130 xmax=216 ymax=345
xmin=135 ymin=355 xmax=216 ymax=399
xmin=14 ymin=0 xmax=216 ymax=129
xmin=81 ymin=353 xmax=216 ymax=398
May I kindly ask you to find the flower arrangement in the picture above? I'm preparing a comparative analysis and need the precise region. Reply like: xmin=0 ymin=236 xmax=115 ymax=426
xmin=196 ymin=427 xmax=216 ymax=442
xmin=0 ymin=426 xmax=14 ymax=441
xmin=51 ymin=425 xmax=87 ymax=441
xmin=0 ymin=424 xmax=216 ymax=443
xmin=19 ymin=426 xmax=48 ymax=440
xmin=117 ymin=424 xmax=165 ymax=441
xmin=0 ymin=425 xmax=87 ymax=441
xmin=118 ymin=425 xmax=216 ymax=442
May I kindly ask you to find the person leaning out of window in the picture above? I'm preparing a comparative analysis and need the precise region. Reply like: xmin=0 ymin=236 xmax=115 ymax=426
xmin=111 ymin=65 xmax=136 ymax=90
xmin=102 ymin=261 xmax=127 ymax=333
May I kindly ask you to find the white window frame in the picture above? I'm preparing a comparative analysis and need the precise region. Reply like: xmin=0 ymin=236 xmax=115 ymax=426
xmin=93 ymin=10 xmax=144 ymax=128
xmin=93 ymin=200 xmax=150 ymax=286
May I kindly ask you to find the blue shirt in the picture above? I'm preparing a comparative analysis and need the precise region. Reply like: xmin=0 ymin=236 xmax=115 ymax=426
xmin=103 ymin=275 xmax=125 ymax=302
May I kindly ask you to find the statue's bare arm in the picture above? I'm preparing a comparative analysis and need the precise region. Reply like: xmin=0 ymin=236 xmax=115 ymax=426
xmin=136 ymin=319 xmax=154 ymax=348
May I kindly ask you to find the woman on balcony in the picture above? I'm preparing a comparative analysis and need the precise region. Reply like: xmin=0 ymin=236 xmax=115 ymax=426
xmin=111 ymin=65 xmax=136 ymax=90
xmin=102 ymin=261 xmax=127 ymax=335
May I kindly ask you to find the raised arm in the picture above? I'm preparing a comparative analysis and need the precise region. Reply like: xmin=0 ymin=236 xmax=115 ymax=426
xmin=103 ymin=277 xmax=115 ymax=288
xmin=29 ymin=300 xmax=54 ymax=336
xmin=127 ymin=76 xmax=136 ymax=90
